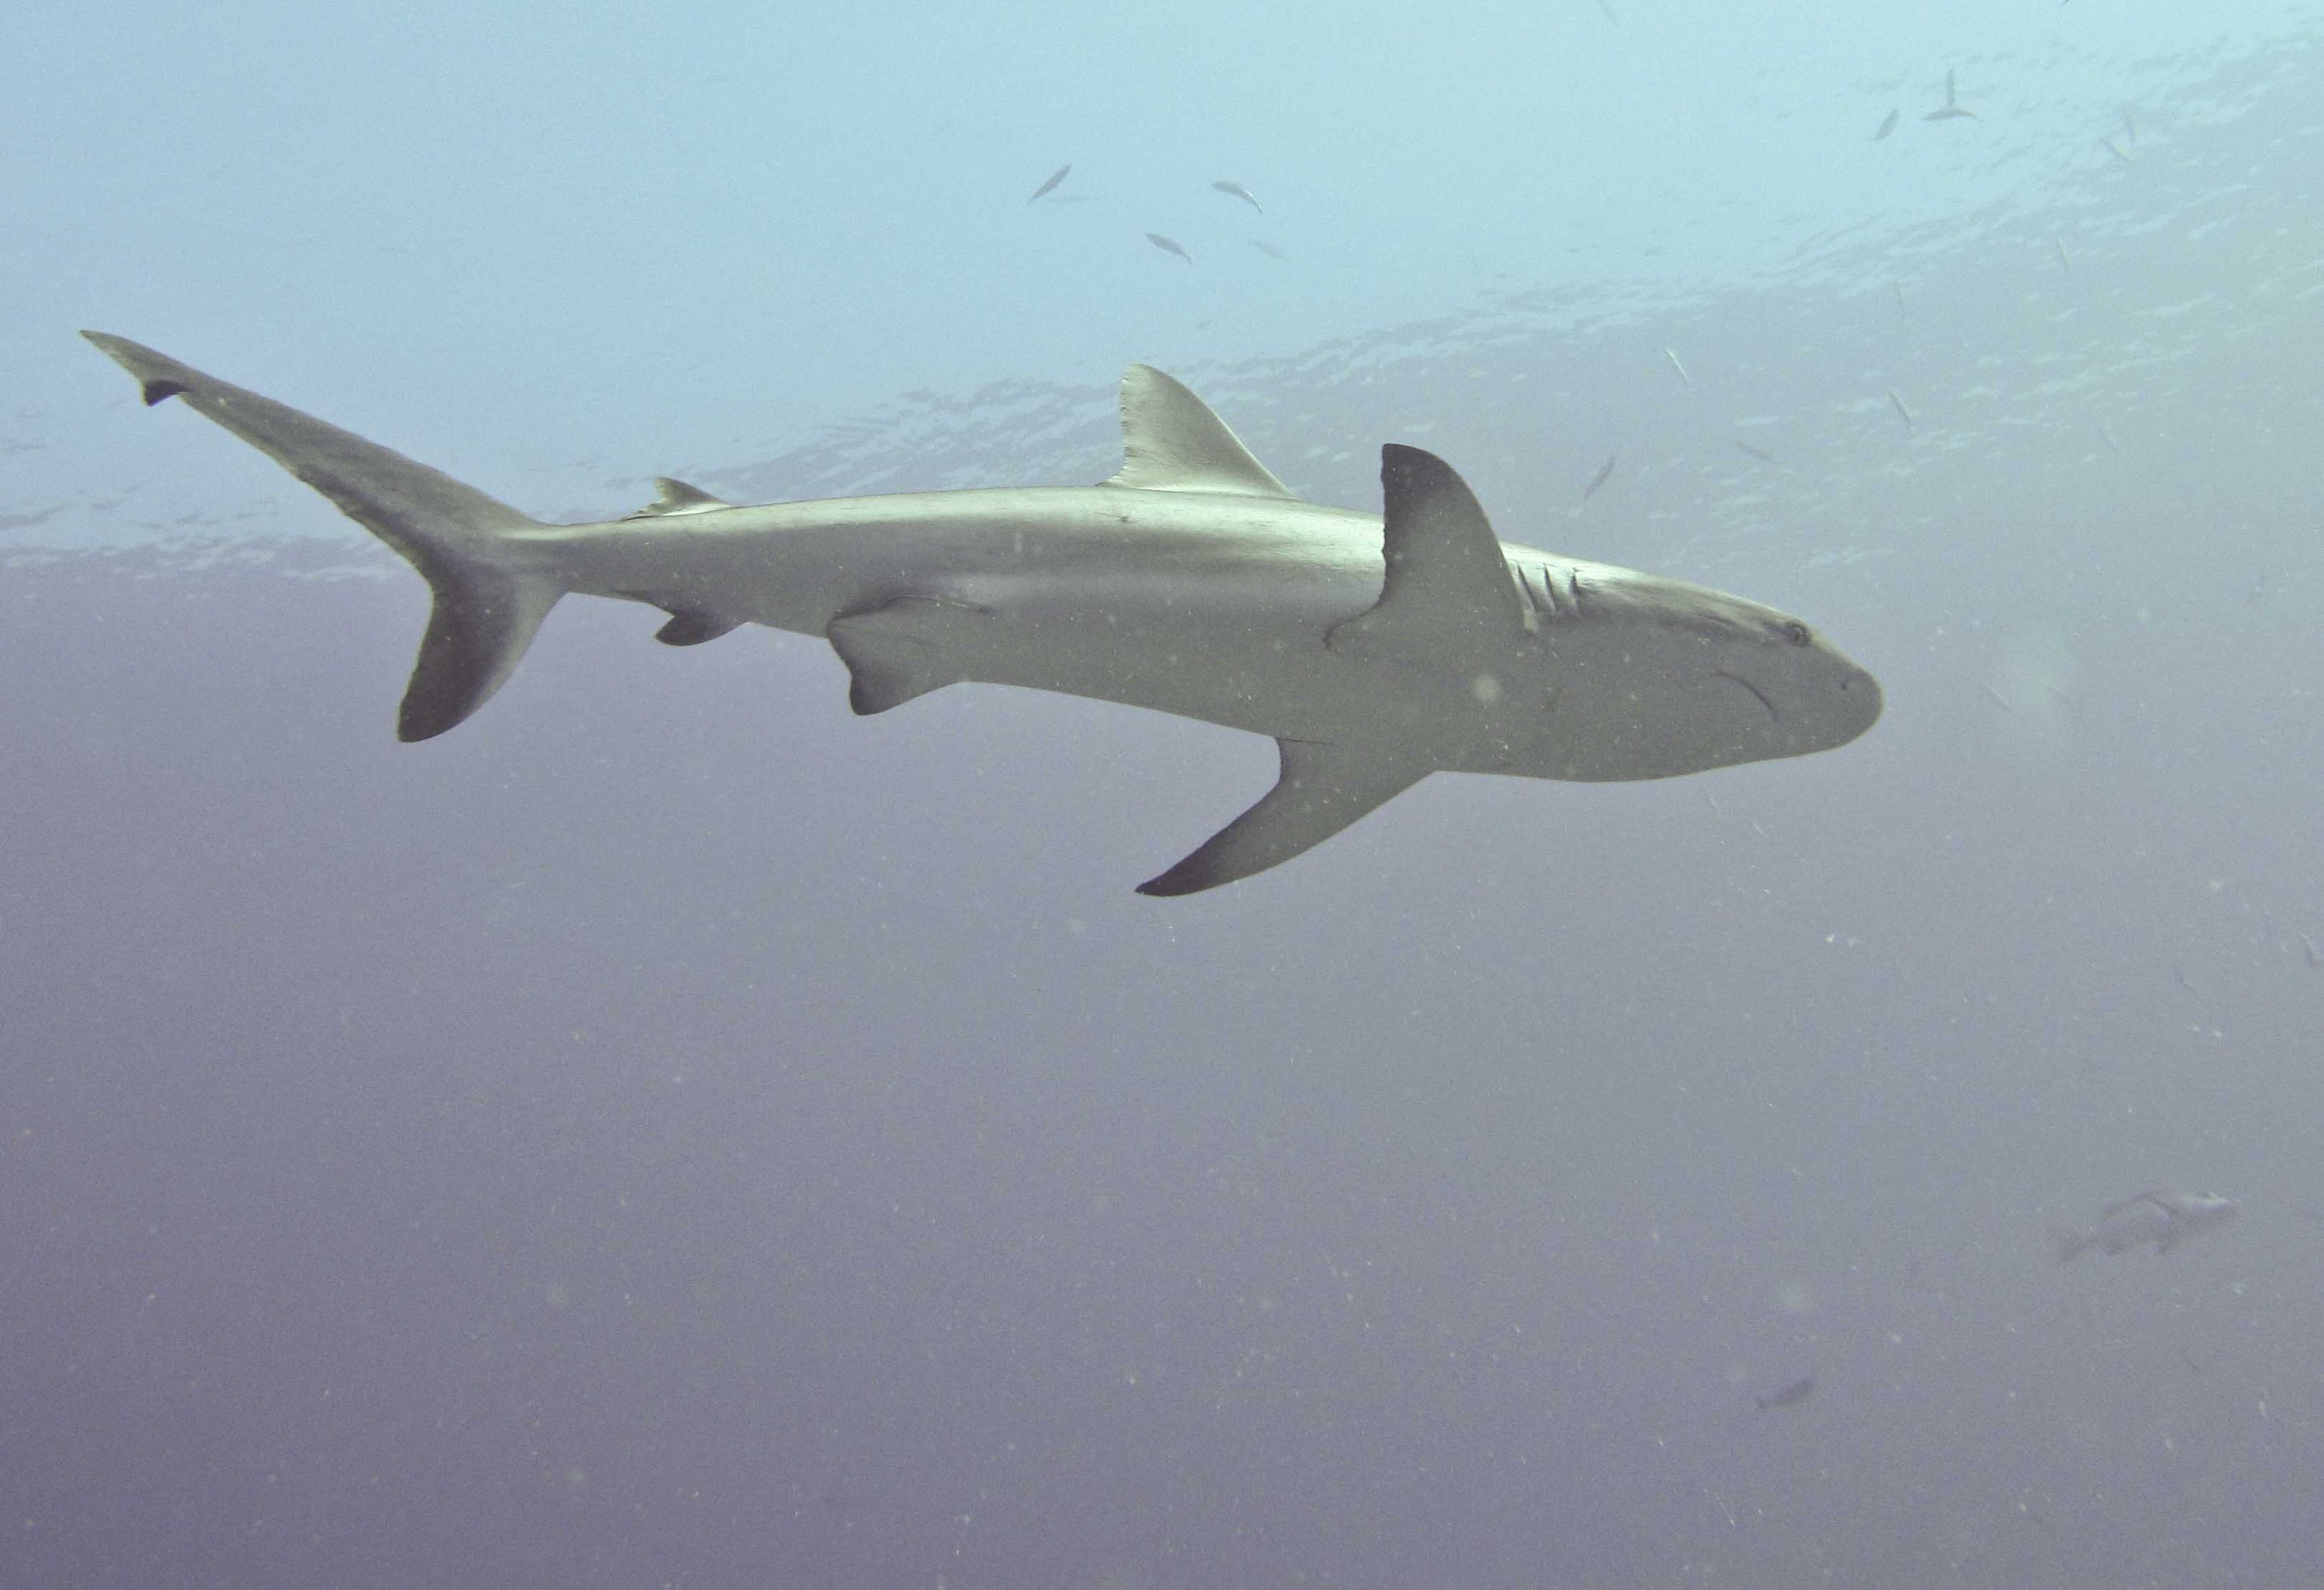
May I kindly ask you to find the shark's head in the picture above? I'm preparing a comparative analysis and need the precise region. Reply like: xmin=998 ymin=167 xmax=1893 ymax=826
xmin=1497 ymin=562 xmax=1883 ymax=781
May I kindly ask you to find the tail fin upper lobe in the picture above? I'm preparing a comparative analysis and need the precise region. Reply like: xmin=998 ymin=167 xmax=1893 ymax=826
xmin=83 ymin=332 xmax=559 ymax=740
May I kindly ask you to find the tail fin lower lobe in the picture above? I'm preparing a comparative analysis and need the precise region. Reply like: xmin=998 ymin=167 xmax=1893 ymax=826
xmin=84 ymin=332 xmax=560 ymax=739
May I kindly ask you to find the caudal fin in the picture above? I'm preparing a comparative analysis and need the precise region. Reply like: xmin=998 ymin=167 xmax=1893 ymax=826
xmin=82 ymin=332 xmax=560 ymax=740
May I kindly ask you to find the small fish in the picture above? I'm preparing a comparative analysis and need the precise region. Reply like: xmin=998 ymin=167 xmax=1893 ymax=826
xmin=1211 ymin=180 xmax=1263 ymax=213
xmin=2172 ymin=961 xmax=2196 ymax=993
xmin=1886 ymin=388 xmax=1915 ymax=431
xmin=2098 ymin=422 xmax=2120 ymax=454
xmin=1925 ymin=68 xmax=1976 ymax=122
xmin=1582 ymin=452 xmax=1619 ymax=501
xmin=1873 ymin=108 xmax=1899 ymax=141
xmin=1755 ymin=1377 xmax=1814 ymax=1410
xmin=1893 ymin=280 xmax=1907 ymax=318
xmin=2299 ymin=931 xmax=2320 ymax=969
xmin=1733 ymin=440 xmax=1782 ymax=466
xmin=2054 ymin=238 xmax=2071 ymax=274
xmin=1248 ymin=240 xmax=1285 ymax=260
xmin=1145 ymin=232 xmax=1193 ymax=264
xmin=1664 ymin=348 xmax=1689 ymax=385
xmin=1026 ymin=163 xmax=1072 ymax=205
xmin=2121 ymin=108 xmax=2138 ymax=146
xmin=2101 ymin=136 xmax=2133 ymax=165
xmin=2054 ymin=1192 xmax=2240 ymax=1263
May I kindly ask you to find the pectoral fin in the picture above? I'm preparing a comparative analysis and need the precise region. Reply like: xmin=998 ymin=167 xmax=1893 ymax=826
xmin=1136 ymin=739 xmax=1431 ymax=897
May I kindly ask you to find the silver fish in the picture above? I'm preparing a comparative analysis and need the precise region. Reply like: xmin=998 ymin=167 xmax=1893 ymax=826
xmin=1873 ymin=108 xmax=1899 ymax=141
xmin=2054 ymin=1192 xmax=2240 ymax=1263
xmin=1026 ymin=163 xmax=1072 ymax=205
xmin=1755 ymin=1377 xmax=1814 ymax=1410
xmin=1211 ymin=180 xmax=1263 ymax=213
xmin=1146 ymin=232 xmax=1193 ymax=264
xmin=1582 ymin=451 xmax=1618 ymax=501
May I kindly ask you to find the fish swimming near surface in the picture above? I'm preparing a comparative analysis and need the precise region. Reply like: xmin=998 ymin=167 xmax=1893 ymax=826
xmin=1755 ymin=1377 xmax=1814 ymax=1410
xmin=2054 ymin=1192 xmax=2240 ymax=1263
xmin=1248 ymin=240 xmax=1285 ymax=260
xmin=82 ymin=334 xmax=1883 ymax=895
xmin=1886 ymin=388 xmax=1915 ymax=431
xmin=1210 ymin=180 xmax=1262 ymax=213
xmin=1145 ymin=232 xmax=1193 ymax=263
xmin=1873 ymin=108 xmax=1899 ymax=141
xmin=1925 ymin=69 xmax=1975 ymax=121
xmin=1582 ymin=451 xmax=1619 ymax=501
xmin=1026 ymin=163 xmax=1072 ymax=204
xmin=1733 ymin=440 xmax=1782 ymax=466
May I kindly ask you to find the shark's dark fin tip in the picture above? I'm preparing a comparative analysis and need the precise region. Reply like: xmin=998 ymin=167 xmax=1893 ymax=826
xmin=141 ymin=378 xmax=187 ymax=407
xmin=655 ymin=610 xmax=740 ymax=647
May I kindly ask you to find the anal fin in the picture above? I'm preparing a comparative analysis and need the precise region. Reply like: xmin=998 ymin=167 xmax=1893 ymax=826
xmin=655 ymin=610 xmax=741 ymax=646
xmin=825 ymin=596 xmax=986 ymax=715
xmin=1137 ymin=739 xmax=1431 ymax=897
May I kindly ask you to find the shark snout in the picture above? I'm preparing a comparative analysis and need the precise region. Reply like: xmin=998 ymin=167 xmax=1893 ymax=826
xmin=1715 ymin=649 xmax=1882 ymax=754
xmin=1834 ymin=661 xmax=1884 ymax=742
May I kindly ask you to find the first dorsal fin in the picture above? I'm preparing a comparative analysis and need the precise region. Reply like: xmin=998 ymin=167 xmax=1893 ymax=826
xmin=1105 ymin=365 xmax=1291 ymax=497
xmin=1327 ymin=444 xmax=1532 ymax=660
xmin=624 ymin=477 xmax=730 ymax=519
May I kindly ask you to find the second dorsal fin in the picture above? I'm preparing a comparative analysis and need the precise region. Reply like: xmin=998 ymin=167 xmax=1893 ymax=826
xmin=624 ymin=477 xmax=731 ymax=519
xmin=1105 ymin=365 xmax=1291 ymax=497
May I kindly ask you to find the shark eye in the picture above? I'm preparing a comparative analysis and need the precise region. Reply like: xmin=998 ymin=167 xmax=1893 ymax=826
xmin=1779 ymin=620 xmax=1812 ymax=648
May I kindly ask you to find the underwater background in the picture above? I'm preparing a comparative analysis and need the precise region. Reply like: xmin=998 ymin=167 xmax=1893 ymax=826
xmin=6 ymin=3 xmax=2323 ymax=1585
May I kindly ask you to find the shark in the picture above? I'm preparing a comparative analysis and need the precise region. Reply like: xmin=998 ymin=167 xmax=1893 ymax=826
xmin=82 ymin=332 xmax=1882 ymax=895
xmin=2054 ymin=1192 xmax=2240 ymax=1264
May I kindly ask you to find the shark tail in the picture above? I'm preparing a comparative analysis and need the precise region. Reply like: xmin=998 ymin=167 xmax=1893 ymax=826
xmin=83 ymin=332 xmax=561 ymax=742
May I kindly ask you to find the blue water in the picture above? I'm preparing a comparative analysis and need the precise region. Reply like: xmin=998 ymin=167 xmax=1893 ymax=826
xmin=6 ymin=4 xmax=2323 ymax=1585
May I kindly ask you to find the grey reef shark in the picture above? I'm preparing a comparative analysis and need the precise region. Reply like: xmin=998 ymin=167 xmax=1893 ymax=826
xmin=83 ymin=332 xmax=1883 ymax=895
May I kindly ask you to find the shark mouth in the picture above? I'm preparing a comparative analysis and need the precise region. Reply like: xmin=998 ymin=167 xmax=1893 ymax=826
xmin=1715 ymin=669 xmax=1781 ymax=722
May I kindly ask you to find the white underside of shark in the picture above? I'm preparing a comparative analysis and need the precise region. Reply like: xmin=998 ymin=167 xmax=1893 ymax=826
xmin=84 ymin=332 xmax=1882 ymax=894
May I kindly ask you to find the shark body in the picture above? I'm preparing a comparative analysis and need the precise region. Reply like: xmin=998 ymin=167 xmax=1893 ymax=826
xmin=84 ymin=333 xmax=1881 ymax=894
